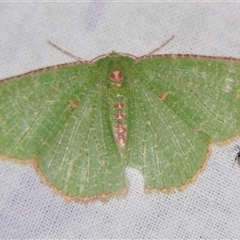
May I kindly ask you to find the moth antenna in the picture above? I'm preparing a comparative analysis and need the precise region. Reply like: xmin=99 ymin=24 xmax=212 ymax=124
xmin=47 ymin=40 xmax=88 ymax=63
xmin=145 ymin=35 xmax=175 ymax=56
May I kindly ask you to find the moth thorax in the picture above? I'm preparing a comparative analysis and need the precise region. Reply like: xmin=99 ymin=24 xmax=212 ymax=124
xmin=110 ymin=70 xmax=123 ymax=82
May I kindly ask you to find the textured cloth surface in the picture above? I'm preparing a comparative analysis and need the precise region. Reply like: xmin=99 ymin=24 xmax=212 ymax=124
xmin=0 ymin=2 xmax=240 ymax=239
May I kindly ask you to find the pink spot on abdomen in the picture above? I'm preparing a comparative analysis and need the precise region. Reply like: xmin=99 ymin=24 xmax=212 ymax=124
xmin=115 ymin=112 xmax=124 ymax=120
xmin=115 ymin=102 xmax=124 ymax=109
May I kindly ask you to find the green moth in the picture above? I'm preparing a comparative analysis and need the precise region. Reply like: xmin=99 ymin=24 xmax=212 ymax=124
xmin=1 ymin=42 xmax=240 ymax=202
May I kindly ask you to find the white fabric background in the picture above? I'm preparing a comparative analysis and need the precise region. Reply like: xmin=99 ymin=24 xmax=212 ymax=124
xmin=0 ymin=2 xmax=240 ymax=239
